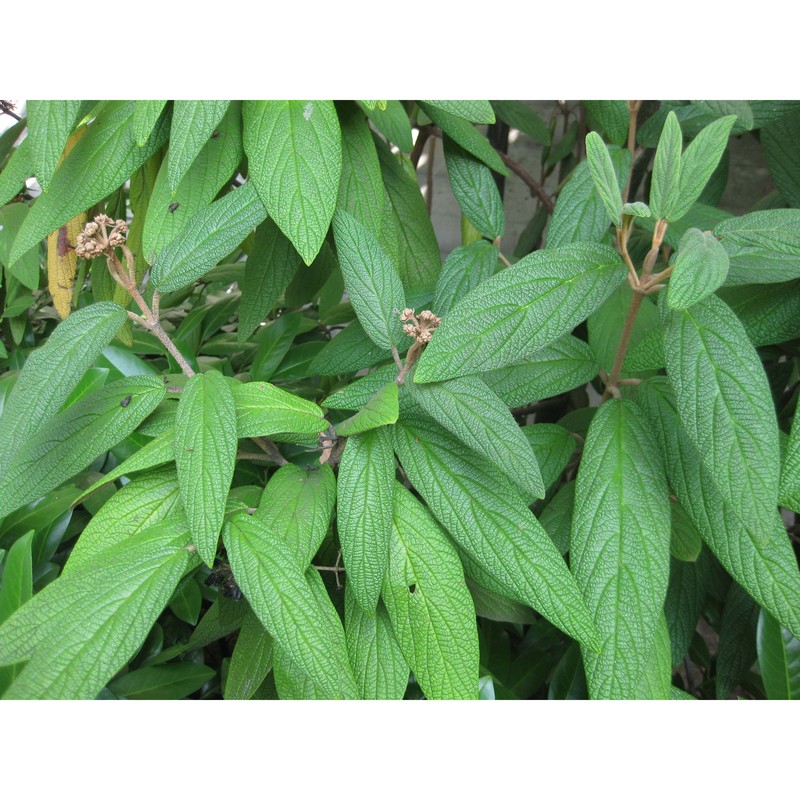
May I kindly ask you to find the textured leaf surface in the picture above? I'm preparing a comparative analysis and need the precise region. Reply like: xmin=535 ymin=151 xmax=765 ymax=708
xmin=715 ymin=209 xmax=800 ymax=255
xmin=223 ymin=513 xmax=357 ymax=699
xmin=636 ymin=613 xmax=673 ymax=700
xmin=254 ymin=463 xmax=336 ymax=568
xmin=238 ymin=218 xmax=302 ymax=340
xmin=639 ymin=378 xmax=800 ymax=639
xmin=415 ymin=243 xmax=626 ymax=382
xmin=585 ymin=131 xmax=623 ymax=227
xmin=357 ymin=101 xmax=413 ymax=152
xmin=661 ymin=294 xmax=780 ymax=547
xmin=521 ymin=424 xmax=577 ymax=492
xmin=224 ymin=609 xmax=274 ymax=700
xmin=583 ymin=101 xmax=629 ymax=145
xmin=650 ymin=111 xmax=683 ymax=220
xmin=665 ymin=555 xmax=708 ymax=666
xmin=667 ymin=228 xmax=730 ymax=309
xmin=0 ymin=302 xmax=126 ymax=474
xmin=244 ymin=100 xmax=341 ymax=264
xmin=345 ymin=585 xmax=409 ymax=699
xmin=26 ymin=100 xmax=82 ymax=191
xmin=491 ymin=100 xmax=551 ymax=145
xmin=0 ymin=377 xmax=165 ymax=519
xmin=412 ymin=375 xmax=544 ymax=500
xmin=332 ymin=208 xmax=405 ymax=350
xmin=0 ymin=523 xmax=194 ymax=699
xmin=310 ymin=319 xmax=406 ymax=376
xmin=757 ymin=610 xmax=800 ymax=700
xmin=337 ymin=427 xmax=395 ymax=613
xmin=133 ymin=101 xmax=168 ymax=146
xmin=383 ymin=482 xmax=479 ymax=699
xmin=716 ymin=581 xmax=759 ymax=698
xmin=422 ymin=100 xmax=495 ymax=124
xmin=168 ymin=100 xmax=231 ymax=192
xmin=0 ymin=136 xmax=32 ymax=207
xmin=10 ymin=101 xmax=169 ymax=264
xmin=762 ymin=109 xmax=800 ymax=207
xmin=231 ymin=379 xmax=327 ymax=438
xmin=394 ymin=415 xmax=599 ymax=650
xmin=570 ymin=400 xmax=671 ymax=699
xmin=108 ymin=663 xmax=214 ymax=700
xmin=443 ymin=136 xmax=504 ymax=240
xmin=175 ymin=371 xmax=238 ymax=566
xmin=336 ymin=382 xmax=398 ymax=437
xmin=151 ymin=181 xmax=267 ymax=292
xmin=433 ymin=241 xmax=498 ymax=316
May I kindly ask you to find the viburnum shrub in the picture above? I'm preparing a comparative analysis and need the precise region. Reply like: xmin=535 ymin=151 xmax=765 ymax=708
xmin=0 ymin=99 xmax=799 ymax=700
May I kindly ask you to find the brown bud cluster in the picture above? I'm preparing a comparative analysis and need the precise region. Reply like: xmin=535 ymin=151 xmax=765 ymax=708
xmin=400 ymin=307 xmax=441 ymax=344
xmin=75 ymin=215 xmax=129 ymax=259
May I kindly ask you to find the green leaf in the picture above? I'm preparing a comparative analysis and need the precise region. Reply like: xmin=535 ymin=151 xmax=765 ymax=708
xmin=548 ymin=643 xmax=587 ymax=699
xmin=143 ymin=102 xmax=242 ymax=263
xmin=661 ymin=294 xmax=780 ymax=547
xmin=335 ymin=382 xmax=399 ymax=437
xmin=411 ymin=375 xmax=545 ymax=500
xmin=66 ymin=466 xmax=182 ymax=576
xmin=150 ymin=181 xmax=268 ymax=292
xmin=0 ymin=136 xmax=32 ymax=207
xmin=671 ymin=115 xmax=736 ymax=221
xmin=638 ymin=378 xmax=800 ymax=640
xmin=238 ymin=218 xmax=302 ymax=341
xmin=757 ymin=609 xmax=800 ymax=699
xmin=170 ymin=578 xmax=202 ymax=625
xmin=538 ymin=481 xmax=575 ymax=555
xmin=583 ymin=101 xmax=629 ymax=146
xmin=490 ymin=100 xmax=551 ymax=145
xmin=422 ymin=100 xmax=495 ymax=124
xmin=667 ymin=228 xmax=730 ymax=309
xmin=224 ymin=609 xmax=274 ymax=700
xmin=637 ymin=613 xmax=673 ymax=700
xmin=175 ymin=371 xmax=238 ymax=566
xmin=337 ymin=427 xmax=395 ymax=614
xmin=622 ymin=201 xmax=651 ymax=217
xmin=585 ymin=131 xmax=623 ymax=227
xmin=223 ymin=512 xmax=357 ymax=699
xmin=418 ymin=103 xmax=508 ymax=175
xmin=253 ymin=463 xmax=336 ymax=568
xmin=665 ymin=555 xmax=708 ymax=666
xmin=0 ymin=522 xmax=194 ymax=699
xmin=26 ymin=100 xmax=82 ymax=191
xmin=310 ymin=319 xmax=405 ymax=376
xmin=108 ymin=662 xmax=214 ymax=700
xmin=715 ymin=209 xmax=800 ymax=255
xmin=720 ymin=281 xmax=800 ymax=346
xmin=762 ymin=109 xmax=800 ymax=207
xmin=650 ymin=111 xmax=683 ymax=220
xmin=670 ymin=500 xmax=703 ymax=562
xmin=0 ymin=377 xmax=166 ymax=519
xmin=570 ymin=400 xmax=671 ymax=699
xmin=168 ymin=100 xmax=231 ymax=192
xmin=331 ymin=208 xmax=406 ymax=350
xmin=230 ymin=379 xmax=327 ymax=438
xmin=374 ymin=135 xmax=441 ymax=286
xmin=521 ymin=424 xmax=577 ymax=493
xmin=243 ymin=100 xmax=342 ymax=265
xmin=0 ymin=203 xmax=40 ymax=289
xmin=414 ymin=243 xmax=626 ymax=382
xmin=345 ymin=585 xmax=409 ymax=699
xmin=716 ymin=581 xmax=759 ymax=698
xmin=133 ymin=100 xmax=168 ymax=146
xmin=10 ymin=101 xmax=170 ymax=265
xmin=383 ymin=482 xmax=479 ymax=699
xmin=357 ymin=101 xmax=413 ymax=152
xmin=481 ymin=335 xmax=599 ymax=408
xmin=433 ymin=241 xmax=498 ymax=316
xmin=0 ymin=303 xmax=126 ymax=474
xmin=393 ymin=414 xmax=599 ymax=651
xmin=0 ymin=530 xmax=34 ymax=695
xmin=442 ymin=136 xmax=504 ymax=240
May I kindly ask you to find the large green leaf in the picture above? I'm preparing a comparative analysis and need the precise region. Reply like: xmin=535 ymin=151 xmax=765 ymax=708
xmin=442 ymin=136 xmax=504 ymax=240
xmin=230 ymin=379 xmax=327 ymax=438
xmin=649 ymin=111 xmax=683 ymax=221
xmin=331 ymin=208 xmax=406 ymax=350
xmin=584 ymin=131 xmax=623 ymax=227
xmin=0 ymin=136 xmax=32 ymax=207
xmin=0 ymin=530 xmax=34 ymax=695
xmin=224 ymin=609 xmax=274 ymax=700
xmin=762 ymin=109 xmax=800 ymax=207
xmin=223 ymin=512 xmax=358 ymax=699
xmin=638 ymin=378 xmax=800 ymax=639
xmin=393 ymin=414 xmax=599 ymax=651
xmin=238 ymin=218 xmax=302 ymax=341
xmin=411 ymin=374 xmax=544 ymax=500
xmin=757 ymin=610 xmax=800 ymax=700
xmin=335 ymin=382 xmax=399 ymax=437
xmin=432 ymin=240 xmax=498 ymax=316
xmin=10 ymin=101 xmax=170 ymax=265
xmin=344 ymin=585 xmax=409 ymax=700
xmin=414 ymin=243 xmax=626 ymax=382
xmin=667 ymin=228 xmax=730 ymax=309
xmin=254 ymin=463 xmax=336 ymax=568
xmin=422 ymin=100 xmax=495 ymax=124
xmin=521 ymin=424 xmax=577 ymax=492
xmin=108 ymin=663 xmax=214 ymax=700
xmin=715 ymin=209 xmax=800 ymax=255
xmin=133 ymin=101 xmax=168 ymax=146
xmin=664 ymin=555 xmax=708 ymax=666
xmin=167 ymin=100 xmax=231 ymax=192
xmin=0 ymin=377 xmax=165 ymax=519
xmin=583 ymin=101 xmax=629 ymax=145
xmin=357 ymin=101 xmax=413 ymax=152
xmin=151 ymin=181 xmax=268 ymax=292
xmin=243 ymin=100 xmax=342 ymax=265
xmin=0 ymin=522 xmax=195 ymax=699
xmin=661 ymin=294 xmax=780 ymax=547
xmin=716 ymin=581 xmax=759 ymax=698
xmin=570 ymin=400 xmax=671 ymax=699
xmin=175 ymin=371 xmax=238 ymax=566
xmin=0 ymin=302 xmax=126 ymax=474
xmin=383 ymin=482 xmax=479 ymax=699
xmin=143 ymin=101 xmax=242 ymax=263
xmin=491 ymin=100 xmax=551 ymax=146
xmin=337 ymin=427 xmax=395 ymax=614
xmin=26 ymin=100 xmax=82 ymax=191
xmin=636 ymin=613 xmax=673 ymax=700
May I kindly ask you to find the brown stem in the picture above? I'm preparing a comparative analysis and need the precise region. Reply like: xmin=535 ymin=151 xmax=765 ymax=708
xmin=410 ymin=126 xmax=432 ymax=168
xmin=395 ymin=340 xmax=425 ymax=385
xmin=498 ymin=151 xmax=554 ymax=213
xmin=622 ymin=101 xmax=642 ymax=204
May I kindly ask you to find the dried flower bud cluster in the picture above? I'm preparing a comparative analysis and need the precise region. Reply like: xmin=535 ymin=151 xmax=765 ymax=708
xmin=75 ymin=215 xmax=129 ymax=259
xmin=400 ymin=307 xmax=441 ymax=344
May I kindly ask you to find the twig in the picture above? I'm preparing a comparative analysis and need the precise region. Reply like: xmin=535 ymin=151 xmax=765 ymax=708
xmin=622 ymin=101 xmax=642 ymax=203
xmin=498 ymin=152 xmax=554 ymax=213
xmin=410 ymin=126 xmax=433 ymax=169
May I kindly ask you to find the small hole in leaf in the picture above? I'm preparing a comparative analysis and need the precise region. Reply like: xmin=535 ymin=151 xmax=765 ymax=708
xmin=408 ymin=583 xmax=417 ymax=594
